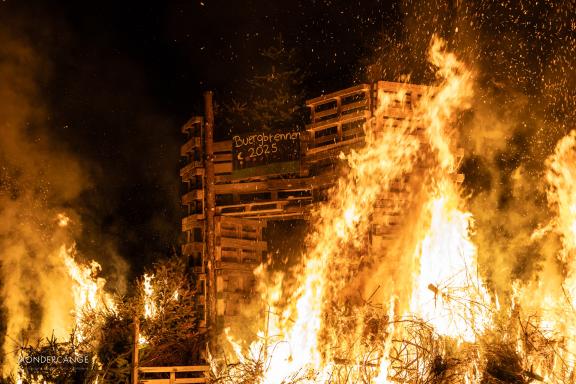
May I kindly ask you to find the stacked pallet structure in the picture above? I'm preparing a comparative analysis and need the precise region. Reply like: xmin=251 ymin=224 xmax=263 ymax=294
xmin=180 ymin=81 xmax=462 ymax=332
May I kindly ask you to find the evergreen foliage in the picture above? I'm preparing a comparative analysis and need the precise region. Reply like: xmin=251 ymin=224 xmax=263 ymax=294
xmin=222 ymin=40 xmax=306 ymax=134
xmin=5 ymin=255 xmax=204 ymax=383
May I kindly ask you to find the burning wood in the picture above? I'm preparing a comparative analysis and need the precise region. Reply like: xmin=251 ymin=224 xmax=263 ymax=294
xmin=213 ymin=35 xmax=576 ymax=384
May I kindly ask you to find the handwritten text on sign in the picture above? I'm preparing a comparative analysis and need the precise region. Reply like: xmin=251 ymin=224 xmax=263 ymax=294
xmin=231 ymin=131 xmax=301 ymax=178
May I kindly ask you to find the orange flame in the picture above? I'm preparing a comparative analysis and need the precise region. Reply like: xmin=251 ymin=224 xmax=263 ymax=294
xmin=60 ymin=245 xmax=116 ymax=344
xmin=220 ymin=35 xmax=492 ymax=384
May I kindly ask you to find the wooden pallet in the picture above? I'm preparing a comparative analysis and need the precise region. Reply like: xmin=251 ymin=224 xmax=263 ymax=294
xmin=180 ymin=81 xmax=464 ymax=334
xmin=139 ymin=365 xmax=209 ymax=384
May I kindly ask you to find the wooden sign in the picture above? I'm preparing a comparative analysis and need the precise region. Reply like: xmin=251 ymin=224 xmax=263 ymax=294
xmin=231 ymin=131 xmax=301 ymax=179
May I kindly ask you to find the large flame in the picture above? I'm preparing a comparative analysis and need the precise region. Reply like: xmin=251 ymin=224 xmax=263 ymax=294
xmin=60 ymin=244 xmax=117 ymax=344
xmin=10 ymin=214 xmax=116 ymax=383
xmin=219 ymin=36 xmax=493 ymax=384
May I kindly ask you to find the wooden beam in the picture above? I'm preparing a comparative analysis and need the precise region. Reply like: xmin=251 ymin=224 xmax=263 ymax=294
xmin=179 ymin=161 xmax=204 ymax=178
xmin=182 ymin=215 xmax=205 ymax=231
xmin=140 ymin=379 xmax=206 ymax=384
xmin=213 ymin=174 xmax=333 ymax=195
xmin=182 ymin=190 xmax=204 ymax=205
xmin=203 ymin=91 xmax=217 ymax=342
xmin=215 ymin=260 xmax=261 ymax=272
xmin=220 ymin=238 xmax=267 ymax=251
xmin=139 ymin=366 xmax=210 ymax=373
xmin=306 ymin=84 xmax=371 ymax=106
xmin=181 ymin=116 xmax=204 ymax=134
xmin=131 ymin=317 xmax=139 ymax=384
xmin=305 ymin=110 xmax=368 ymax=132
xmin=218 ymin=216 xmax=267 ymax=227
xmin=213 ymin=140 xmax=231 ymax=153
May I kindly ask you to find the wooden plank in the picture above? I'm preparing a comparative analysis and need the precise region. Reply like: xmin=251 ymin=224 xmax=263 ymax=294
xmin=305 ymin=141 xmax=365 ymax=163
xmin=140 ymin=380 xmax=206 ymax=384
xmin=214 ymin=162 xmax=232 ymax=174
xmin=375 ymin=80 xmax=431 ymax=94
xmin=249 ymin=211 xmax=309 ymax=220
xmin=341 ymin=126 xmax=364 ymax=136
xmin=214 ymin=174 xmax=233 ymax=183
xmin=214 ymin=153 xmax=232 ymax=162
xmin=221 ymin=209 xmax=286 ymax=217
xmin=313 ymin=106 xmax=339 ymax=120
xmin=181 ymin=116 xmax=203 ymax=134
xmin=179 ymin=161 xmax=203 ymax=178
xmin=220 ymin=238 xmax=267 ymax=251
xmin=216 ymin=260 xmax=261 ymax=271
xmin=314 ymin=132 xmax=340 ymax=146
xmin=340 ymin=99 xmax=369 ymax=113
xmin=213 ymin=140 xmax=231 ymax=153
xmin=376 ymin=108 xmax=415 ymax=119
xmin=182 ymin=190 xmax=204 ymax=205
xmin=213 ymin=174 xmax=333 ymax=195
xmin=140 ymin=366 xmax=210 ymax=373
xmin=306 ymin=111 xmax=369 ymax=132
xmin=218 ymin=216 xmax=267 ymax=228
xmin=182 ymin=214 xmax=205 ymax=231
xmin=306 ymin=136 xmax=365 ymax=156
xmin=217 ymin=197 xmax=311 ymax=211
xmin=306 ymin=84 xmax=371 ymax=106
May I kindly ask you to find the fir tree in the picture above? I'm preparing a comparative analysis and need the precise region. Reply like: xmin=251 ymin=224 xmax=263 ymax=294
xmin=223 ymin=40 xmax=306 ymax=134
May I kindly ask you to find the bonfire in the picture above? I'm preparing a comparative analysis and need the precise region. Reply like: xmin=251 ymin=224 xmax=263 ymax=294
xmin=213 ymin=36 xmax=576 ymax=384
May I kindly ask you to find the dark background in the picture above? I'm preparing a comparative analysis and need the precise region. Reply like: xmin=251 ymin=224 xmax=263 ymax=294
xmin=0 ymin=0 xmax=573 ymax=283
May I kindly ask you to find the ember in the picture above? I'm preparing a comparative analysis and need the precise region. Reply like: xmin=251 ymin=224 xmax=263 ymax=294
xmin=204 ymin=36 xmax=575 ymax=384
xmin=0 ymin=2 xmax=574 ymax=384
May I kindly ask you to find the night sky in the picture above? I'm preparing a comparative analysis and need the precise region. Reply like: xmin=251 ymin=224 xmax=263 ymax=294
xmin=0 ymin=0 xmax=400 ymax=282
xmin=0 ymin=0 xmax=574 ymax=284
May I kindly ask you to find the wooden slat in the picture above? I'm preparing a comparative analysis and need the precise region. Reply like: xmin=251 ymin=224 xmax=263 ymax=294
xmin=249 ymin=211 xmax=309 ymax=220
xmin=182 ymin=190 xmax=204 ymax=205
xmin=220 ymin=238 xmax=267 ymax=251
xmin=182 ymin=214 xmax=205 ymax=231
xmin=340 ymin=99 xmax=369 ymax=113
xmin=218 ymin=216 xmax=267 ymax=228
xmin=179 ymin=161 xmax=204 ymax=178
xmin=306 ymin=111 xmax=369 ymax=132
xmin=218 ymin=197 xmax=312 ymax=210
xmin=181 ymin=116 xmax=203 ymax=134
xmin=375 ymin=80 xmax=431 ymax=94
xmin=213 ymin=140 xmax=231 ymax=153
xmin=341 ymin=126 xmax=364 ymax=136
xmin=221 ymin=209 xmax=287 ymax=217
xmin=140 ymin=365 xmax=210 ymax=373
xmin=214 ymin=153 xmax=232 ymax=162
xmin=377 ymin=108 xmax=415 ymax=119
xmin=314 ymin=132 xmax=339 ymax=145
xmin=216 ymin=260 xmax=260 ymax=271
xmin=213 ymin=174 xmax=333 ymax=195
xmin=306 ymin=136 xmax=365 ymax=156
xmin=214 ymin=162 xmax=232 ymax=174
xmin=139 ymin=365 xmax=209 ymax=384
xmin=313 ymin=107 xmax=339 ymax=120
xmin=140 ymin=379 xmax=206 ymax=384
xmin=306 ymin=84 xmax=371 ymax=106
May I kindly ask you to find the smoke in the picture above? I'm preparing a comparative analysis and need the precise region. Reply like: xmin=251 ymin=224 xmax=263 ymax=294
xmin=0 ymin=24 xmax=120 ymax=374
xmin=454 ymin=1 xmax=576 ymax=298
xmin=360 ymin=0 xmax=576 ymax=299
